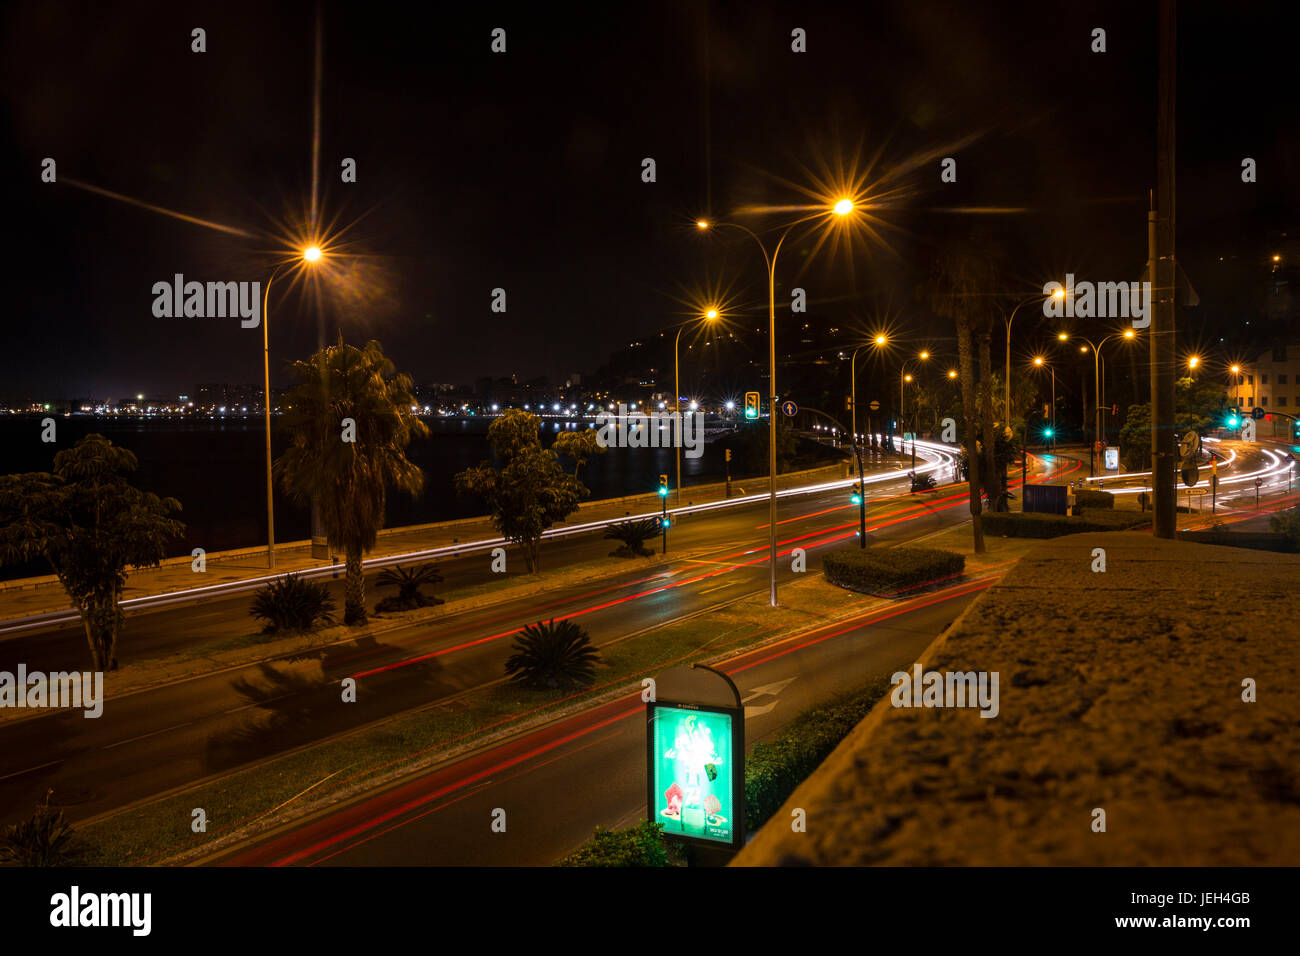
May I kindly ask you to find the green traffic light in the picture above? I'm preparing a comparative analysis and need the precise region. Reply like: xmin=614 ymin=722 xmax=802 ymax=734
xmin=661 ymin=517 xmax=670 ymax=528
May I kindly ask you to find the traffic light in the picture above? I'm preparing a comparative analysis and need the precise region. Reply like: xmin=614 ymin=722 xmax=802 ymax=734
xmin=1293 ymin=419 xmax=1300 ymax=438
xmin=850 ymin=483 xmax=863 ymax=506
xmin=1111 ymin=403 xmax=1119 ymax=416
xmin=845 ymin=395 xmax=853 ymax=411
xmin=1043 ymin=427 xmax=1054 ymax=439
xmin=1226 ymin=410 xmax=1240 ymax=428
xmin=661 ymin=516 xmax=671 ymax=528
xmin=658 ymin=474 xmax=669 ymax=497
xmin=724 ymin=448 xmax=732 ymax=462
xmin=744 ymin=391 xmax=760 ymax=419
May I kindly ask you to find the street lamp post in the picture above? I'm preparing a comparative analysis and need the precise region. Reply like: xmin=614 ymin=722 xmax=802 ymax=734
xmin=850 ymin=334 xmax=887 ymax=459
xmin=698 ymin=201 xmax=853 ymax=607
xmin=262 ymin=247 xmax=321 ymax=569
xmin=1060 ymin=330 xmax=1136 ymax=478
xmin=673 ymin=309 xmax=718 ymax=507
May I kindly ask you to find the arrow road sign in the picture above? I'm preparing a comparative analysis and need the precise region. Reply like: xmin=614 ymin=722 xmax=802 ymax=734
xmin=1178 ymin=429 xmax=1200 ymax=460
xmin=1252 ymin=406 xmax=1266 ymax=420
xmin=781 ymin=400 xmax=798 ymax=417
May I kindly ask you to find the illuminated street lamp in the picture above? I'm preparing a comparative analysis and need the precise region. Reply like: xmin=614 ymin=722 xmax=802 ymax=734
xmin=262 ymin=246 xmax=324 ymax=568
xmin=1033 ymin=356 xmax=1057 ymax=451
xmin=698 ymin=196 xmax=857 ymax=606
xmin=1058 ymin=330 xmax=1140 ymax=477
xmin=673 ymin=308 xmax=719 ymax=505
xmin=849 ymin=333 xmax=888 ymax=455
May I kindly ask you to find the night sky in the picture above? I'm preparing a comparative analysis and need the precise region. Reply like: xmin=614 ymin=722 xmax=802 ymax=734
xmin=3 ymin=0 xmax=1298 ymax=399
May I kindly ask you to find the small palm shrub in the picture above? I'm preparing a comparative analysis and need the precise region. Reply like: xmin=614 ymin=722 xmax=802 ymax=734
xmin=910 ymin=472 xmax=937 ymax=493
xmin=504 ymin=619 xmax=601 ymax=691
xmin=375 ymin=563 xmax=445 ymax=613
xmin=604 ymin=517 xmax=660 ymax=558
xmin=0 ymin=792 xmax=88 ymax=866
xmin=249 ymin=573 xmax=337 ymax=635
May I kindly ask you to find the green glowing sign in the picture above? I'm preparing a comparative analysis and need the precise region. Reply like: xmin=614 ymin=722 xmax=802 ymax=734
xmin=647 ymin=701 xmax=742 ymax=848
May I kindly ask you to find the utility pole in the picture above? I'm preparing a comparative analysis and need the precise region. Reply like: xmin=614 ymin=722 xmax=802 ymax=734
xmin=1151 ymin=0 xmax=1178 ymax=539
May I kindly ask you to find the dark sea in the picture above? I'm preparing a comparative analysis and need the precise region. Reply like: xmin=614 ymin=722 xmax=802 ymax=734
xmin=0 ymin=414 xmax=761 ymax=578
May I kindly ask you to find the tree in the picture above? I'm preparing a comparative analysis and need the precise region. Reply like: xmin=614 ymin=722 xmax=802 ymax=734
xmin=504 ymin=619 xmax=601 ymax=690
xmin=1119 ymin=377 xmax=1228 ymax=471
xmin=0 ymin=435 xmax=184 ymax=670
xmin=604 ymin=518 xmax=660 ymax=557
xmin=455 ymin=409 xmax=589 ymax=573
xmin=552 ymin=428 xmax=606 ymax=478
xmin=275 ymin=337 xmax=428 ymax=626
xmin=731 ymin=420 xmax=797 ymax=476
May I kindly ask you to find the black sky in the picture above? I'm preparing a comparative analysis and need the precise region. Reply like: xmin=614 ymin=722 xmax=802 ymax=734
xmin=3 ymin=0 xmax=1298 ymax=399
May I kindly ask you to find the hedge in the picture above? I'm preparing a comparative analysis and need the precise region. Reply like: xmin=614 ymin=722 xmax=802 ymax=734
xmin=1074 ymin=488 xmax=1115 ymax=510
xmin=556 ymin=821 xmax=675 ymax=866
xmin=983 ymin=508 xmax=1150 ymax=538
xmin=745 ymin=678 xmax=891 ymax=833
xmin=822 ymin=546 xmax=965 ymax=596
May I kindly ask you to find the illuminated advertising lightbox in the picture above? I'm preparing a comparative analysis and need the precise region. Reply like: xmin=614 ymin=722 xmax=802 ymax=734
xmin=647 ymin=701 xmax=744 ymax=849
xmin=1104 ymin=447 xmax=1119 ymax=470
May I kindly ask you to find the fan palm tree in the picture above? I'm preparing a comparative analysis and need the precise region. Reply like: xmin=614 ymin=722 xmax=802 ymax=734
xmin=275 ymin=337 xmax=428 ymax=625
xmin=504 ymin=619 xmax=601 ymax=691
xmin=603 ymin=517 xmax=660 ymax=558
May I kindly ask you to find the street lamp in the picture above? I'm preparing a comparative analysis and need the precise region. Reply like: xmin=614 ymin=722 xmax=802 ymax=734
xmin=898 ymin=351 xmax=930 ymax=470
xmin=1033 ymin=357 xmax=1057 ymax=452
xmin=673 ymin=308 xmax=719 ymax=505
xmin=1058 ymin=330 xmax=1140 ymax=477
xmin=1005 ymin=289 xmax=1060 ymax=429
xmin=849 ymin=334 xmax=888 ymax=457
xmin=262 ymin=247 xmax=323 ymax=568
xmin=698 ymin=197 xmax=855 ymax=607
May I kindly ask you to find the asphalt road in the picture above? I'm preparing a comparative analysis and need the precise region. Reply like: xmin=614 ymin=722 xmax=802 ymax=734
xmin=0 ymin=459 xmax=980 ymax=825
xmin=211 ymin=570 xmax=1000 ymax=866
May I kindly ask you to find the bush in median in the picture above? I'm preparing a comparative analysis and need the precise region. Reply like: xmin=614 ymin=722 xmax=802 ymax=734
xmin=984 ymin=509 xmax=1149 ymax=538
xmin=1074 ymin=488 xmax=1114 ymax=510
xmin=822 ymin=546 xmax=965 ymax=596
xmin=556 ymin=821 xmax=677 ymax=866
xmin=745 ymin=678 xmax=891 ymax=833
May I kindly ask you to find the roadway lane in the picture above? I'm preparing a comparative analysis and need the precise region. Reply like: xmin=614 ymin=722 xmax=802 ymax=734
xmin=211 ymin=570 xmax=1004 ymax=866
xmin=0 ymin=466 xmax=978 ymax=823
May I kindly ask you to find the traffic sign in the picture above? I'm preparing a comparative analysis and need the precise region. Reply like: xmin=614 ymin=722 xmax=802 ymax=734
xmin=780 ymin=400 xmax=798 ymax=417
xmin=868 ymin=400 xmax=880 ymax=411
xmin=1252 ymin=406 xmax=1266 ymax=420
xmin=1181 ymin=464 xmax=1199 ymax=488
xmin=1178 ymin=429 xmax=1200 ymax=460
xmin=1255 ymin=477 xmax=1263 ymax=488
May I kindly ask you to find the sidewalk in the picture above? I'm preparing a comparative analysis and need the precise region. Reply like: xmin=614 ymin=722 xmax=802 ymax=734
xmin=734 ymin=531 xmax=1300 ymax=865
xmin=0 ymin=458 xmax=870 ymax=621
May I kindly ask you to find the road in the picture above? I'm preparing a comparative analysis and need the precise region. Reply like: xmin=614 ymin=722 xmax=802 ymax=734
xmin=1 ymin=452 xmax=985 ymax=825
xmin=211 ymin=569 xmax=1001 ymax=867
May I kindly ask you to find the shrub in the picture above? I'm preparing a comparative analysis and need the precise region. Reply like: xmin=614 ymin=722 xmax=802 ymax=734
xmin=1269 ymin=505 xmax=1300 ymax=547
xmin=983 ymin=509 xmax=1149 ymax=538
xmin=249 ymin=573 xmax=337 ymax=634
xmin=745 ymin=679 xmax=891 ymax=832
xmin=822 ymin=546 xmax=965 ymax=596
xmin=374 ymin=563 xmax=444 ymax=613
xmin=504 ymin=618 xmax=601 ymax=690
xmin=0 ymin=793 xmax=88 ymax=866
xmin=556 ymin=821 xmax=677 ymax=866
xmin=910 ymin=472 xmax=937 ymax=493
xmin=604 ymin=517 xmax=660 ymax=558
xmin=1074 ymin=488 xmax=1114 ymax=510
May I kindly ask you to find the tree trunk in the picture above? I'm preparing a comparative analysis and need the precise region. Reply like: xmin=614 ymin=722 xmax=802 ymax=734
xmin=344 ymin=546 xmax=366 ymax=625
xmin=977 ymin=328 xmax=1005 ymax=511
xmin=527 ymin=538 xmax=540 ymax=574
xmin=956 ymin=316 xmax=985 ymax=553
xmin=81 ymin=613 xmax=104 ymax=672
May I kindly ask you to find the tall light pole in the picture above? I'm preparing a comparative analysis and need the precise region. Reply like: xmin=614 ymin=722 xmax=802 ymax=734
xmin=1005 ymin=290 xmax=1061 ymax=427
xmin=1034 ymin=356 xmax=1057 ymax=452
xmin=1059 ymin=329 xmax=1137 ymax=478
xmin=900 ymin=351 xmax=929 ymax=471
xmin=850 ymin=334 xmax=888 ymax=454
xmin=263 ymin=246 xmax=322 ymax=569
xmin=673 ymin=308 xmax=718 ymax=506
xmin=698 ymin=199 xmax=854 ymax=607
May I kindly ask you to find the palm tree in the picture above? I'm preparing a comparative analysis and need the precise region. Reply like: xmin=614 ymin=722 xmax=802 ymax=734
xmin=504 ymin=619 xmax=601 ymax=691
xmin=604 ymin=517 xmax=660 ymax=557
xmin=275 ymin=337 xmax=428 ymax=625
xmin=375 ymin=562 xmax=444 ymax=612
